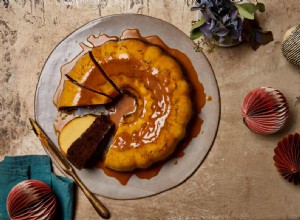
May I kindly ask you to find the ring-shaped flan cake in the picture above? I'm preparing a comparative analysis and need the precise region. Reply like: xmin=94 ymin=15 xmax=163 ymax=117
xmin=55 ymin=38 xmax=192 ymax=171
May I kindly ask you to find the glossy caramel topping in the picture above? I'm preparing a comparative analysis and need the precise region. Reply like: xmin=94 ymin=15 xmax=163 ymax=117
xmin=109 ymin=94 xmax=136 ymax=125
xmin=120 ymin=29 xmax=206 ymax=114
xmin=66 ymin=53 xmax=119 ymax=98
xmin=56 ymin=80 xmax=112 ymax=109
xmin=90 ymin=46 xmax=173 ymax=150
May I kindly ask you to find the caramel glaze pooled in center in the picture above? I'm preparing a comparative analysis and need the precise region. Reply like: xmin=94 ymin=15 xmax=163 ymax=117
xmin=96 ymin=59 xmax=172 ymax=151
xmin=54 ymin=29 xmax=206 ymax=185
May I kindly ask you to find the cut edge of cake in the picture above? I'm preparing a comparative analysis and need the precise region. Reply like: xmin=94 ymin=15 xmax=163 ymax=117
xmin=58 ymin=114 xmax=114 ymax=169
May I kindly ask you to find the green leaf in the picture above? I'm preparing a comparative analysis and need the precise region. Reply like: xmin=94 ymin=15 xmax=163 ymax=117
xmin=190 ymin=28 xmax=203 ymax=40
xmin=239 ymin=3 xmax=257 ymax=13
xmin=256 ymin=2 xmax=265 ymax=13
xmin=191 ymin=17 xmax=206 ymax=30
xmin=236 ymin=4 xmax=255 ymax=20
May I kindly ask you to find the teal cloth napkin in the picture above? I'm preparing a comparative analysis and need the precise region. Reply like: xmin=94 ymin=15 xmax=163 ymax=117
xmin=0 ymin=155 xmax=74 ymax=220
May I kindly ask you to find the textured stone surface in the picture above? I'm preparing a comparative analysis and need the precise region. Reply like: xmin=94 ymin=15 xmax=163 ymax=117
xmin=1 ymin=0 xmax=300 ymax=219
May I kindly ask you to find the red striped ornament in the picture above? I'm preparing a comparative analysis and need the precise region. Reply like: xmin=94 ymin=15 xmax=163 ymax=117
xmin=6 ymin=180 xmax=57 ymax=220
xmin=241 ymin=87 xmax=289 ymax=135
xmin=274 ymin=133 xmax=300 ymax=185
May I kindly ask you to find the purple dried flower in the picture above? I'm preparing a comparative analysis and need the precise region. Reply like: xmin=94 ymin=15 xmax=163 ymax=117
xmin=191 ymin=0 xmax=243 ymax=42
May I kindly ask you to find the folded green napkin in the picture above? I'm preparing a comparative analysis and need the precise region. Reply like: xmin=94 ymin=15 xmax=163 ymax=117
xmin=0 ymin=155 xmax=74 ymax=220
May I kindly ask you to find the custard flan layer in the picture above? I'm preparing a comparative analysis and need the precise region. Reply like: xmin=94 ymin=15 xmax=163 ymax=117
xmin=66 ymin=53 xmax=120 ymax=98
xmin=56 ymin=80 xmax=112 ymax=109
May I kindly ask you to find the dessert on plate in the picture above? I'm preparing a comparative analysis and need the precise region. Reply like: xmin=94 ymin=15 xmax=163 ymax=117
xmin=53 ymin=30 xmax=193 ymax=171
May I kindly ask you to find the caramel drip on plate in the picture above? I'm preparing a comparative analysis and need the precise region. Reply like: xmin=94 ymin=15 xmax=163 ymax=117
xmin=54 ymin=112 xmax=75 ymax=133
xmin=207 ymin=96 xmax=212 ymax=101
xmin=96 ymin=159 xmax=164 ymax=186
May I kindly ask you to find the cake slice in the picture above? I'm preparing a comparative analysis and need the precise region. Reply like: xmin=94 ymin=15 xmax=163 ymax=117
xmin=58 ymin=114 xmax=114 ymax=169
xmin=56 ymin=80 xmax=113 ymax=109
xmin=66 ymin=52 xmax=121 ymax=99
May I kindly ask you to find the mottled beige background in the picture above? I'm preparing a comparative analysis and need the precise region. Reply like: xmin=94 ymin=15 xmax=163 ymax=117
xmin=1 ymin=0 xmax=300 ymax=219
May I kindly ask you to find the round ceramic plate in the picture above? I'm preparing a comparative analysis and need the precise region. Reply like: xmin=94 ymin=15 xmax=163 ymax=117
xmin=34 ymin=14 xmax=220 ymax=199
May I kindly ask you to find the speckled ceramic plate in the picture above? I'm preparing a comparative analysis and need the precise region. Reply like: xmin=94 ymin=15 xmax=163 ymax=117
xmin=34 ymin=14 xmax=220 ymax=199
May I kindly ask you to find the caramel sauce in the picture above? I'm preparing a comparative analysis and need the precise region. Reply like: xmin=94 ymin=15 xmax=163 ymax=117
xmin=120 ymin=29 xmax=206 ymax=115
xmin=54 ymin=112 xmax=75 ymax=133
xmin=109 ymin=95 xmax=136 ymax=125
xmin=96 ymin=159 xmax=164 ymax=185
xmin=106 ymin=68 xmax=171 ymax=150
xmin=86 ymin=38 xmax=173 ymax=151
xmin=54 ymin=29 xmax=206 ymax=185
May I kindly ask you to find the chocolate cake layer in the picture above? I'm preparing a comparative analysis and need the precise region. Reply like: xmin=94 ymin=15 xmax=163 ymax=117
xmin=66 ymin=115 xmax=114 ymax=169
